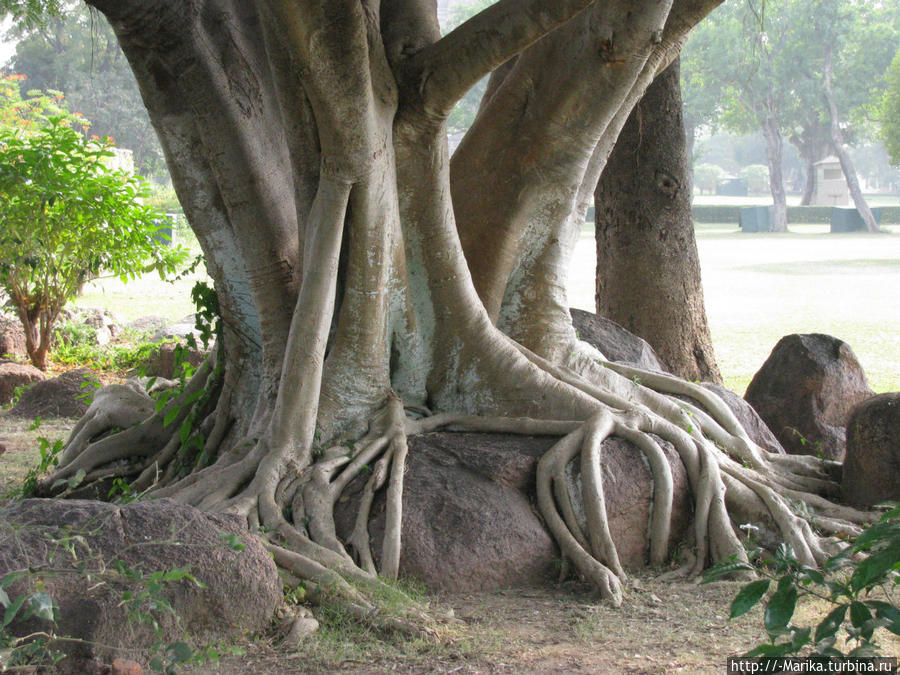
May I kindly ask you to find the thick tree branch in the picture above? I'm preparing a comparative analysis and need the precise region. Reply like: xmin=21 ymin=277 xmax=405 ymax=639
xmin=404 ymin=0 xmax=597 ymax=117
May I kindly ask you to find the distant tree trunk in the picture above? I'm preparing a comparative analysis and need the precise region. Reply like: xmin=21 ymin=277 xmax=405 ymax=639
xmin=823 ymin=48 xmax=881 ymax=233
xmin=594 ymin=59 xmax=721 ymax=383
xmin=792 ymin=125 xmax=831 ymax=206
xmin=800 ymin=157 xmax=816 ymax=205
xmin=760 ymin=107 xmax=788 ymax=232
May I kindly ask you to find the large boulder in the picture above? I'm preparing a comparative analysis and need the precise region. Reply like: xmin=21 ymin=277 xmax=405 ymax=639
xmin=0 ymin=360 xmax=46 ymax=405
xmin=0 ymin=314 xmax=27 ymax=359
xmin=744 ymin=334 xmax=874 ymax=461
xmin=570 ymin=308 xmax=667 ymax=372
xmin=152 ymin=314 xmax=203 ymax=343
xmin=9 ymin=367 xmax=101 ymax=418
xmin=335 ymin=432 xmax=691 ymax=592
xmin=0 ymin=499 xmax=281 ymax=671
xmin=842 ymin=393 xmax=900 ymax=508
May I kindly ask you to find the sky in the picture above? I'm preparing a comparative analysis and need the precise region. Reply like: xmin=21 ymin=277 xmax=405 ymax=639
xmin=0 ymin=17 xmax=13 ymax=66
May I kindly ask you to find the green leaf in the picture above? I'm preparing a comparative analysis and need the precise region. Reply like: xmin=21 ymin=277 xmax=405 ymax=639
xmin=701 ymin=559 xmax=755 ymax=583
xmin=850 ymin=544 xmax=900 ymax=592
xmin=790 ymin=626 xmax=811 ymax=651
xmin=730 ymin=579 xmax=770 ymax=618
xmin=165 ymin=641 xmax=193 ymax=663
xmin=849 ymin=601 xmax=872 ymax=629
xmin=744 ymin=642 xmax=795 ymax=657
xmin=814 ymin=604 xmax=848 ymax=643
xmin=27 ymin=591 xmax=56 ymax=622
xmin=2 ymin=594 xmax=27 ymax=628
xmin=764 ymin=580 xmax=798 ymax=635
xmin=867 ymin=600 xmax=900 ymax=636
xmin=163 ymin=407 xmax=179 ymax=428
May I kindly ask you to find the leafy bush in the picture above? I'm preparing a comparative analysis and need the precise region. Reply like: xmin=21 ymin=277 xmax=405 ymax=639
xmin=694 ymin=163 xmax=726 ymax=194
xmin=705 ymin=505 xmax=900 ymax=657
xmin=738 ymin=164 xmax=770 ymax=194
xmin=0 ymin=74 xmax=189 ymax=370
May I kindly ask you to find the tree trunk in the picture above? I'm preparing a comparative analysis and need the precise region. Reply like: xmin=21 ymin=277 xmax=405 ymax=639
xmin=46 ymin=0 xmax=868 ymax=620
xmin=760 ymin=109 xmax=788 ymax=232
xmin=594 ymin=59 xmax=721 ymax=383
xmin=823 ymin=47 xmax=881 ymax=233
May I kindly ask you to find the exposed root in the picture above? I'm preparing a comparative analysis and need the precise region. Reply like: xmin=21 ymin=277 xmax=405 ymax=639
xmin=42 ymin=331 xmax=871 ymax=618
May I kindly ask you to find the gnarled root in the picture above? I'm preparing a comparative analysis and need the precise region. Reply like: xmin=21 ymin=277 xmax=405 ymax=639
xmin=41 ymin=338 xmax=873 ymax=618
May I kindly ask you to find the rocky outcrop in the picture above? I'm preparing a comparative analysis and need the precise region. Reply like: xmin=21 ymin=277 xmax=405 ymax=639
xmin=0 ymin=314 xmax=27 ymax=359
xmin=0 ymin=360 xmax=46 ymax=405
xmin=9 ymin=368 xmax=102 ymax=418
xmin=744 ymin=334 xmax=874 ymax=460
xmin=570 ymin=308 xmax=667 ymax=372
xmin=335 ymin=432 xmax=691 ymax=592
xmin=701 ymin=383 xmax=785 ymax=454
xmin=0 ymin=499 xmax=281 ymax=671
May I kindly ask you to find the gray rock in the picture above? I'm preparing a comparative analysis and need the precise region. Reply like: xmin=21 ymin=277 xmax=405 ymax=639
xmin=570 ymin=308 xmax=667 ymax=372
xmin=10 ymin=367 xmax=101 ymax=418
xmin=842 ymin=393 xmax=900 ymax=508
xmin=72 ymin=308 xmax=121 ymax=347
xmin=0 ymin=498 xmax=281 ymax=670
xmin=152 ymin=315 xmax=202 ymax=342
xmin=0 ymin=360 xmax=46 ymax=405
xmin=334 ymin=431 xmax=691 ymax=591
xmin=744 ymin=334 xmax=874 ymax=461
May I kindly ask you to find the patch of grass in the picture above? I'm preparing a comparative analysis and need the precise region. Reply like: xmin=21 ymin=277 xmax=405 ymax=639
xmin=0 ymin=417 xmax=72 ymax=498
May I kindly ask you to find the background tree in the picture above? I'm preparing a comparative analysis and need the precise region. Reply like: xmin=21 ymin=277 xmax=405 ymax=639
xmin=800 ymin=0 xmax=898 ymax=231
xmin=594 ymin=59 xmax=721 ymax=383
xmin=682 ymin=0 xmax=899 ymax=222
xmin=882 ymin=48 xmax=900 ymax=164
xmin=0 ymin=75 xmax=186 ymax=369
xmin=12 ymin=0 xmax=868 ymax=625
xmin=5 ymin=2 xmax=167 ymax=179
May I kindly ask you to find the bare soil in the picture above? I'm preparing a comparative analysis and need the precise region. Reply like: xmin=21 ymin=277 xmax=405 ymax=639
xmin=181 ymin=579 xmax=772 ymax=674
xmin=3 ymin=412 xmax=896 ymax=675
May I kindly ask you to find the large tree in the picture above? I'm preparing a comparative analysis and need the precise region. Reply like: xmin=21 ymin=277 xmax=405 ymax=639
xmin=33 ymin=0 xmax=868 ymax=622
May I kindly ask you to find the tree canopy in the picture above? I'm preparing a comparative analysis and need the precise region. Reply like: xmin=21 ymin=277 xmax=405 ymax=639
xmin=681 ymin=0 xmax=899 ymax=216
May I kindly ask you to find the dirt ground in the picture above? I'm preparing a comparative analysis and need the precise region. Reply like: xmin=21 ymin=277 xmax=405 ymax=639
xmin=2 ymin=413 xmax=896 ymax=675
xmin=180 ymin=579 xmax=772 ymax=675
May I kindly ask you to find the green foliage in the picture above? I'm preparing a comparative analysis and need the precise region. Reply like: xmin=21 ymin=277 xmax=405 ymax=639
xmin=738 ymin=164 xmax=770 ymax=194
xmin=0 ymin=0 xmax=61 ymax=29
xmin=0 ymin=570 xmax=63 ymax=670
xmin=18 ymin=422 xmax=63 ymax=498
xmin=693 ymin=163 xmax=725 ymax=194
xmin=49 ymin=322 xmax=165 ymax=372
xmin=881 ymin=48 xmax=900 ymax=164
xmin=0 ymin=75 xmax=189 ymax=368
xmin=682 ymin=0 xmax=899 ymax=171
xmin=705 ymin=505 xmax=900 ymax=657
xmin=6 ymin=4 xmax=168 ymax=178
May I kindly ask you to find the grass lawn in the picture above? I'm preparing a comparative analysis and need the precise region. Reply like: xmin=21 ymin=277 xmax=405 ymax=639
xmin=569 ymin=223 xmax=900 ymax=395
xmin=30 ymin=220 xmax=900 ymax=397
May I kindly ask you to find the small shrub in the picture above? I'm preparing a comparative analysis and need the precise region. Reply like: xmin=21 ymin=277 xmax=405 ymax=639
xmin=705 ymin=505 xmax=900 ymax=657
